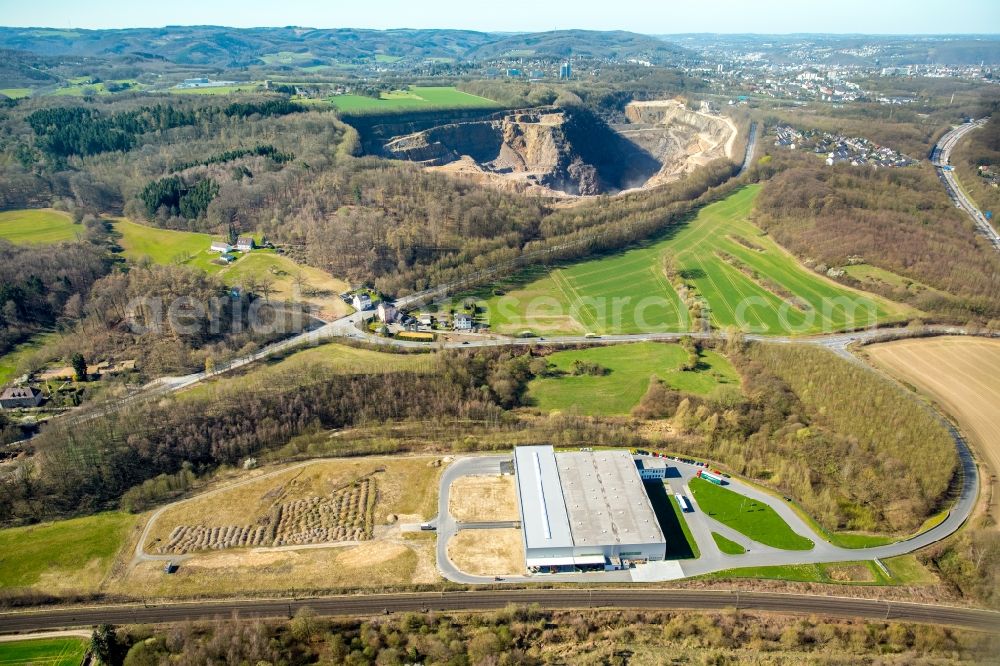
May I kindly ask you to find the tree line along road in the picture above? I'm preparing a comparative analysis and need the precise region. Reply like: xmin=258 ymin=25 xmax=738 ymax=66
xmin=0 ymin=590 xmax=997 ymax=634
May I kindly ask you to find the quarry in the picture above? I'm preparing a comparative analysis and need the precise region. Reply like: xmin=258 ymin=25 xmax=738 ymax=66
xmin=368 ymin=100 xmax=737 ymax=197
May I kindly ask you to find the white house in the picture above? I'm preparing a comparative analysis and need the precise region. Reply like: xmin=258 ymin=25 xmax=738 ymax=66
xmin=454 ymin=313 xmax=474 ymax=330
xmin=235 ymin=236 xmax=255 ymax=252
xmin=376 ymin=302 xmax=398 ymax=323
xmin=352 ymin=293 xmax=373 ymax=311
xmin=210 ymin=241 xmax=233 ymax=253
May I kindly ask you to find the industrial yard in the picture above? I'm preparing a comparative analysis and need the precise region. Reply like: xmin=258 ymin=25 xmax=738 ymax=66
xmin=437 ymin=447 xmax=965 ymax=584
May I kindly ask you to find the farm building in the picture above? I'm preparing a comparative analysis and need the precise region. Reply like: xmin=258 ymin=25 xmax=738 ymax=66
xmin=635 ymin=457 xmax=668 ymax=480
xmin=512 ymin=445 xmax=666 ymax=572
xmin=0 ymin=386 xmax=43 ymax=409
xmin=235 ymin=236 xmax=255 ymax=252
xmin=210 ymin=241 xmax=233 ymax=253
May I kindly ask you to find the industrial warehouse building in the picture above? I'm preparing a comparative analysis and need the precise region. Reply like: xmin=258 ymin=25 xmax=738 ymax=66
xmin=512 ymin=445 xmax=667 ymax=571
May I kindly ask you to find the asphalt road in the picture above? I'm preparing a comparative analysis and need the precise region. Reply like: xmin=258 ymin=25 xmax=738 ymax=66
xmin=433 ymin=436 xmax=978 ymax=584
xmin=1 ymin=590 xmax=996 ymax=634
xmin=933 ymin=119 xmax=1000 ymax=251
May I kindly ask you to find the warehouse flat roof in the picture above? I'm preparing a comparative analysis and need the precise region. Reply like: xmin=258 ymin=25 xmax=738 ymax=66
xmin=636 ymin=457 xmax=668 ymax=471
xmin=514 ymin=446 xmax=665 ymax=552
xmin=557 ymin=450 xmax=665 ymax=547
xmin=514 ymin=445 xmax=573 ymax=551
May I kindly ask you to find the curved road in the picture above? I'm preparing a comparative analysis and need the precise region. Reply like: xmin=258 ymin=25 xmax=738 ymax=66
xmin=432 ymin=429 xmax=978 ymax=585
xmin=7 ymin=119 xmax=990 ymax=630
xmin=933 ymin=118 xmax=1000 ymax=251
xmin=0 ymin=589 xmax=996 ymax=634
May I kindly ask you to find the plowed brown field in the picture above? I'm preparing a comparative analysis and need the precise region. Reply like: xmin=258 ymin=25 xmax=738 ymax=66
xmin=867 ymin=336 xmax=1000 ymax=521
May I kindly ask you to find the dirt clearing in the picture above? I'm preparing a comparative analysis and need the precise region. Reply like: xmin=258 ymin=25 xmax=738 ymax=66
xmin=867 ymin=336 xmax=1000 ymax=526
xmin=448 ymin=475 xmax=518 ymax=522
xmin=447 ymin=529 xmax=524 ymax=576
xmin=114 ymin=542 xmax=418 ymax=598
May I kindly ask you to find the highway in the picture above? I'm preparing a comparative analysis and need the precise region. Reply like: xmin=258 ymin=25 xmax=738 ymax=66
xmin=0 ymin=590 xmax=997 ymax=634
xmin=933 ymin=119 xmax=1000 ymax=251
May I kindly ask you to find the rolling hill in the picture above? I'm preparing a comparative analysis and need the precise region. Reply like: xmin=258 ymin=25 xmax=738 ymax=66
xmin=0 ymin=26 xmax=689 ymax=68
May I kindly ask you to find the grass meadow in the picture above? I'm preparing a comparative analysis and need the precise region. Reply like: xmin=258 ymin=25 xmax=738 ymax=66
xmin=704 ymin=554 xmax=935 ymax=585
xmin=330 ymin=86 xmax=500 ymax=114
xmin=0 ymin=209 xmax=79 ymax=244
xmin=112 ymin=219 xmax=351 ymax=318
xmin=689 ymin=477 xmax=814 ymax=551
xmin=526 ymin=342 xmax=739 ymax=416
xmin=112 ymin=218 xmax=218 ymax=270
xmin=0 ymin=637 xmax=88 ymax=666
xmin=480 ymin=186 xmax=914 ymax=336
xmin=185 ymin=342 xmax=435 ymax=399
xmin=0 ymin=331 xmax=60 ymax=385
xmin=168 ymin=84 xmax=262 ymax=95
xmin=0 ymin=512 xmax=137 ymax=593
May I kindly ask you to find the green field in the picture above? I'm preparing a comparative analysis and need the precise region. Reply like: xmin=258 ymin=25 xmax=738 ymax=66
xmin=0 ymin=512 xmax=136 ymax=592
xmin=260 ymin=51 xmax=317 ymax=65
xmin=711 ymin=532 xmax=747 ymax=555
xmin=49 ymin=79 xmax=141 ymax=96
xmin=0 ymin=332 xmax=60 ymax=386
xmin=169 ymin=84 xmax=262 ymax=95
xmin=690 ymin=478 xmax=814 ymax=551
xmin=187 ymin=342 xmax=434 ymax=398
xmin=705 ymin=554 xmax=934 ymax=585
xmin=112 ymin=219 xmax=352 ymax=317
xmin=0 ymin=210 xmax=79 ymax=245
xmin=0 ymin=88 xmax=31 ymax=99
xmin=0 ymin=637 xmax=88 ymax=666
xmin=480 ymin=186 xmax=914 ymax=336
xmin=112 ymin=218 xmax=221 ymax=271
xmin=330 ymin=86 xmax=500 ymax=114
xmin=526 ymin=342 xmax=738 ymax=416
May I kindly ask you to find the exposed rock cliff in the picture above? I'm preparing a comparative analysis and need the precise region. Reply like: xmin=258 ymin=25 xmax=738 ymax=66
xmin=617 ymin=100 xmax=736 ymax=188
xmin=382 ymin=107 xmax=660 ymax=196
xmin=375 ymin=101 xmax=736 ymax=197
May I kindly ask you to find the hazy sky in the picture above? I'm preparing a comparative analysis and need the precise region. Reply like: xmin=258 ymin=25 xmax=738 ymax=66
xmin=0 ymin=0 xmax=997 ymax=34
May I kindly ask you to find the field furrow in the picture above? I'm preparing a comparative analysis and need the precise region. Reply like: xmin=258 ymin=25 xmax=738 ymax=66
xmin=480 ymin=186 xmax=915 ymax=336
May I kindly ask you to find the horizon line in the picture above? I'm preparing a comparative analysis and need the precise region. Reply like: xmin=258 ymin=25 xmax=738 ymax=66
xmin=0 ymin=24 xmax=998 ymax=37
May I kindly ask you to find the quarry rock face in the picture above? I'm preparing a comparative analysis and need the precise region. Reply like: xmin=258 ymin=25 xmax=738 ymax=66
xmin=618 ymin=100 xmax=737 ymax=188
xmin=378 ymin=101 xmax=735 ymax=196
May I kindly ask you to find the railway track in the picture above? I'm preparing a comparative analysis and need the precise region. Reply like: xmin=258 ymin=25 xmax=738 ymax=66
xmin=1 ymin=589 xmax=997 ymax=634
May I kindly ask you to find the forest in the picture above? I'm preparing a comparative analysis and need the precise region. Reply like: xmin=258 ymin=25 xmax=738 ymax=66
xmin=0 ymin=348 xmax=531 ymax=524
xmin=753 ymin=150 xmax=1000 ymax=324
xmin=0 ymin=221 xmax=111 ymax=355
xmin=0 ymin=337 xmax=955 ymax=540
xmin=89 ymin=606 xmax=996 ymax=665
xmin=0 ymin=93 xmax=744 ymax=299
xmin=633 ymin=339 xmax=956 ymax=534
xmin=7 ymin=90 xmax=994 ymax=325
xmin=24 ymin=100 xmax=303 ymax=160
